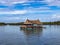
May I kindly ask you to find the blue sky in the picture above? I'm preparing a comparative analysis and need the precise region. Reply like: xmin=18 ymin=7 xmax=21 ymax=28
xmin=0 ymin=0 xmax=60 ymax=23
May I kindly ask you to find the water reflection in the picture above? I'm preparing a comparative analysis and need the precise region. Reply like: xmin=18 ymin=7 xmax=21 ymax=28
xmin=20 ymin=28 xmax=43 ymax=45
xmin=20 ymin=28 xmax=43 ymax=36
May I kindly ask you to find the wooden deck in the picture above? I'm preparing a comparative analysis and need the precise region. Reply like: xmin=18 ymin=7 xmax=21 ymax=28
xmin=20 ymin=25 xmax=43 ymax=29
xmin=20 ymin=26 xmax=43 ymax=30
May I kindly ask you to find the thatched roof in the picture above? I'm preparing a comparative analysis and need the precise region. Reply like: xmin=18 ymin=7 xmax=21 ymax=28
xmin=24 ymin=19 xmax=42 ymax=24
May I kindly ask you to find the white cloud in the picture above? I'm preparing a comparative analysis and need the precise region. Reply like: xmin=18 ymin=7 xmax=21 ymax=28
xmin=0 ymin=1 xmax=6 ymax=4
xmin=0 ymin=0 xmax=28 ymax=5
xmin=27 ymin=8 xmax=53 ymax=14
xmin=45 ymin=0 xmax=60 ymax=7
xmin=0 ymin=16 xmax=26 ymax=20
xmin=52 ymin=14 xmax=60 ymax=19
xmin=0 ymin=10 xmax=27 ymax=14
xmin=5 ymin=17 xmax=20 ymax=20
xmin=45 ymin=0 xmax=55 ymax=3
xmin=12 ymin=1 xmax=27 ymax=4
xmin=39 ymin=7 xmax=50 ymax=10
xmin=0 ymin=0 xmax=60 ymax=7
xmin=51 ymin=14 xmax=60 ymax=21
xmin=0 ymin=17 xmax=26 ymax=23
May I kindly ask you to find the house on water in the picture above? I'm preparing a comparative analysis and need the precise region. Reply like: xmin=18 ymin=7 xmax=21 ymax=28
xmin=20 ymin=19 xmax=42 ymax=29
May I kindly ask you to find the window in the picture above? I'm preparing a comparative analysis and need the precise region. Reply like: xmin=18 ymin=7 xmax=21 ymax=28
xmin=33 ymin=24 xmax=37 ymax=26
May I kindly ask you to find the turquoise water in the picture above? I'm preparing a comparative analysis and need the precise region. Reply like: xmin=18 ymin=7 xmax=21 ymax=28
xmin=0 ymin=25 xmax=60 ymax=45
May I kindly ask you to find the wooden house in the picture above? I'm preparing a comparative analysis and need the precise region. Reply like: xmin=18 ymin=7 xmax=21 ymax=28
xmin=20 ymin=19 xmax=42 ymax=28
